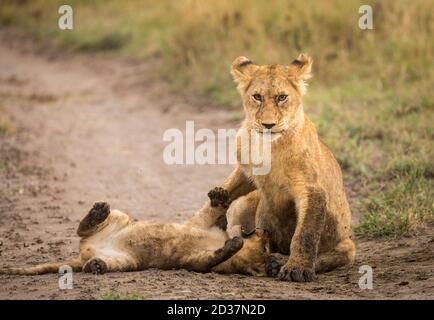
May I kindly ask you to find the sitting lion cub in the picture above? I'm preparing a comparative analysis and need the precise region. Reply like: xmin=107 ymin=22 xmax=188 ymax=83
xmin=1 ymin=202 xmax=270 ymax=276
xmin=188 ymin=54 xmax=356 ymax=282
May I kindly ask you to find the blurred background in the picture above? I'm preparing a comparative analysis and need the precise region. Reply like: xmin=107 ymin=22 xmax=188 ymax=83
xmin=0 ymin=0 xmax=433 ymax=238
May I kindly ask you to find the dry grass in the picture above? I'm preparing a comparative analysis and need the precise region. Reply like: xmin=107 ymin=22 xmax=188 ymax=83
xmin=0 ymin=0 xmax=433 ymax=237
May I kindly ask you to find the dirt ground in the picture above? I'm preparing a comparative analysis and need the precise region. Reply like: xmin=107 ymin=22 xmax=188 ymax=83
xmin=0 ymin=31 xmax=432 ymax=300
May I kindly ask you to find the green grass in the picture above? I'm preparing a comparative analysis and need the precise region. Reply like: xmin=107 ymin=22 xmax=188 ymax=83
xmin=307 ymin=80 xmax=434 ymax=237
xmin=354 ymin=162 xmax=434 ymax=237
xmin=0 ymin=0 xmax=433 ymax=237
xmin=69 ymin=32 xmax=130 ymax=52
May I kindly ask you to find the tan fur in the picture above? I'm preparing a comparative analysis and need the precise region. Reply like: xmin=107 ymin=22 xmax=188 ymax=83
xmin=1 ymin=203 xmax=269 ymax=276
xmin=187 ymin=54 xmax=356 ymax=282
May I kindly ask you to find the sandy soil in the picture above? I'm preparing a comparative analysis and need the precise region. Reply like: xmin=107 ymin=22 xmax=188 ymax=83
xmin=0 ymin=31 xmax=432 ymax=300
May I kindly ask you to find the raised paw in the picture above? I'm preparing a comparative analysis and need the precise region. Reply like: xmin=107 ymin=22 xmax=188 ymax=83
xmin=88 ymin=202 xmax=110 ymax=222
xmin=278 ymin=262 xmax=316 ymax=282
xmin=208 ymin=187 xmax=231 ymax=209
xmin=77 ymin=202 xmax=110 ymax=236
xmin=265 ymin=254 xmax=286 ymax=277
xmin=83 ymin=257 xmax=108 ymax=275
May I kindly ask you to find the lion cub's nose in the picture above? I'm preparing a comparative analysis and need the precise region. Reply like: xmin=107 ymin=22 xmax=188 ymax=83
xmin=262 ymin=123 xmax=276 ymax=129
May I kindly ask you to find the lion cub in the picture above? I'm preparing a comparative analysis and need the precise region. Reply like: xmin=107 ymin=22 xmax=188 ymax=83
xmin=1 ymin=202 xmax=269 ymax=276
xmin=188 ymin=54 xmax=356 ymax=282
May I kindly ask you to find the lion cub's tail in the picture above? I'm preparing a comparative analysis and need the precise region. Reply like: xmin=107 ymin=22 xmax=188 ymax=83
xmin=0 ymin=259 xmax=83 ymax=275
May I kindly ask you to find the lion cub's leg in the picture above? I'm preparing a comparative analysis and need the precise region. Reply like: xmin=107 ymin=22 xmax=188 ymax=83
xmin=265 ymin=240 xmax=356 ymax=276
xmin=187 ymin=187 xmax=232 ymax=230
xmin=213 ymin=229 xmax=270 ymax=276
xmin=226 ymin=190 xmax=259 ymax=238
xmin=77 ymin=202 xmax=110 ymax=237
xmin=79 ymin=202 xmax=138 ymax=274
xmin=315 ymin=238 xmax=356 ymax=273
xmin=82 ymin=254 xmax=138 ymax=274
xmin=179 ymin=236 xmax=244 ymax=272
xmin=186 ymin=166 xmax=255 ymax=230
xmin=278 ymin=187 xmax=327 ymax=282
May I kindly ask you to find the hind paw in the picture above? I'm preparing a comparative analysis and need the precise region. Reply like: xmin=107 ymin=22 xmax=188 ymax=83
xmin=265 ymin=254 xmax=286 ymax=277
xmin=208 ymin=187 xmax=231 ymax=209
xmin=83 ymin=258 xmax=108 ymax=275
xmin=77 ymin=202 xmax=110 ymax=236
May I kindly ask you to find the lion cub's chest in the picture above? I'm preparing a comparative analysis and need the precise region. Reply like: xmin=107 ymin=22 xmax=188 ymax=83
xmin=243 ymin=150 xmax=307 ymax=212
xmin=241 ymin=160 xmax=293 ymax=206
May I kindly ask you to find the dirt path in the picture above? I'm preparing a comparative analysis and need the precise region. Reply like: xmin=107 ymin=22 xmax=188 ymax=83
xmin=0 ymin=33 xmax=432 ymax=300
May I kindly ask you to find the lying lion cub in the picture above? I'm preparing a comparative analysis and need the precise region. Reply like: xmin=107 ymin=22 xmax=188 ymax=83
xmin=1 ymin=202 xmax=270 ymax=276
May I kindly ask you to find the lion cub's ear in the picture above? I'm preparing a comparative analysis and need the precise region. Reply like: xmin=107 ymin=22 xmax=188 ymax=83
xmin=289 ymin=53 xmax=313 ymax=95
xmin=230 ymin=56 xmax=258 ymax=87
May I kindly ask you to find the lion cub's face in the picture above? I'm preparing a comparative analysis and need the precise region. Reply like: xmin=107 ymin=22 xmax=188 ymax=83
xmin=230 ymin=54 xmax=313 ymax=134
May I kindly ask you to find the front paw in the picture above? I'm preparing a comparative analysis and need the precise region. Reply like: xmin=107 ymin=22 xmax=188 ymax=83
xmin=208 ymin=187 xmax=231 ymax=209
xmin=265 ymin=254 xmax=286 ymax=277
xmin=278 ymin=261 xmax=316 ymax=282
xmin=224 ymin=236 xmax=244 ymax=253
xmin=214 ymin=236 xmax=244 ymax=259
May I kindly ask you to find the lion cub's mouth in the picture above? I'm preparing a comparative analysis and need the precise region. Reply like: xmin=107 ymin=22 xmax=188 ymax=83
xmin=255 ymin=128 xmax=284 ymax=135
xmin=254 ymin=128 xmax=284 ymax=141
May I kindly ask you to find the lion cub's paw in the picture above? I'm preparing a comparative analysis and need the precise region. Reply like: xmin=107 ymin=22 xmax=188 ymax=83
xmin=278 ymin=262 xmax=316 ymax=282
xmin=77 ymin=202 xmax=110 ymax=236
xmin=265 ymin=253 xmax=286 ymax=277
xmin=215 ymin=236 xmax=244 ymax=258
xmin=224 ymin=236 xmax=244 ymax=253
xmin=208 ymin=187 xmax=231 ymax=209
xmin=83 ymin=258 xmax=108 ymax=275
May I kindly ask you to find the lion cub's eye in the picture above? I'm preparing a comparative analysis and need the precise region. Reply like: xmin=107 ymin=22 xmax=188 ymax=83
xmin=277 ymin=95 xmax=288 ymax=102
xmin=252 ymin=94 xmax=262 ymax=102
